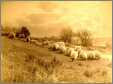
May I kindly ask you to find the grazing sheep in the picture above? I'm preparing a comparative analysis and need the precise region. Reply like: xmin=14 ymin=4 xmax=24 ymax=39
xmin=94 ymin=50 xmax=101 ymax=60
xmin=70 ymin=50 xmax=78 ymax=62
xmin=78 ymin=49 xmax=87 ymax=60
xmin=59 ymin=45 xmax=67 ymax=53
xmin=93 ymin=50 xmax=101 ymax=60
xmin=87 ymin=50 xmax=101 ymax=60
xmin=56 ymin=42 xmax=65 ymax=47
xmin=65 ymin=47 xmax=73 ymax=56
xmin=64 ymin=47 xmax=78 ymax=61
xmin=65 ymin=47 xmax=74 ymax=56
xmin=87 ymin=51 xmax=95 ymax=60
xmin=53 ymin=43 xmax=60 ymax=50
xmin=49 ymin=43 xmax=60 ymax=51
xmin=48 ymin=41 xmax=55 ymax=49
xmin=48 ymin=41 xmax=65 ymax=51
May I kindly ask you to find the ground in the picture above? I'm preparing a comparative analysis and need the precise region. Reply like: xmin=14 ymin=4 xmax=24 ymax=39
xmin=2 ymin=37 xmax=112 ymax=83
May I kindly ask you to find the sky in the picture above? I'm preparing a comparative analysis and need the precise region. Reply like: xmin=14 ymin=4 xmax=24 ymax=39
xmin=1 ymin=1 xmax=112 ymax=38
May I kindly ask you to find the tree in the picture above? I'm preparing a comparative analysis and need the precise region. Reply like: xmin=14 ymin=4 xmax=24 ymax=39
xmin=76 ymin=29 xmax=93 ymax=47
xmin=15 ymin=26 xmax=30 ymax=38
xmin=21 ymin=26 xmax=30 ymax=38
xmin=60 ymin=27 xmax=74 ymax=43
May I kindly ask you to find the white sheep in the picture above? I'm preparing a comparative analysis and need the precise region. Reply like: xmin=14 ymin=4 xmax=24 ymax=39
xmin=95 ymin=50 xmax=101 ymax=60
xmin=78 ymin=49 xmax=87 ymax=60
xmin=65 ymin=47 xmax=74 ymax=56
xmin=87 ymin=51 xmax=95 ymax=60
xmin=49 ymin=41 xmax=65 ymax=51
xmin=64 ymin=47 xmax=79 ymax=61
xmin=48 ymin=41 xmax=55 ymax=49
xmin=56 ymin=42 xmax=65 ymax=47
xmin=74 ymin=45 xmax=82 ymax=51
xmin=54 ymin=43 xmax=60 ymax=50
xmin=64 ymin=47 xmax=69 ymax=56
xmin=70 ymin=50 xmax=78 ymax=61
xmin=87 ymin=50 xmax=101 ymax=60
xmin=50 ymin=43 xmax=60 ymax=51
xmin=59 ymin=45 xmax=67 ymax=53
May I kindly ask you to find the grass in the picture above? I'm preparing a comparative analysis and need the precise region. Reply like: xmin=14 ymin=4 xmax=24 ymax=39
xmin=2 ymin=37 xmax=112 ymax=83
xmin=84 ymin=70 xmax=93 ymax=78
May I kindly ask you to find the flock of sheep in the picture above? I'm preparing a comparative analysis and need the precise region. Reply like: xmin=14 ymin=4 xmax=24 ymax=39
xmin=48 ymin=41 xmax=101 ymax=61
xmin=31 ymin=40 xmax=102 ymax=61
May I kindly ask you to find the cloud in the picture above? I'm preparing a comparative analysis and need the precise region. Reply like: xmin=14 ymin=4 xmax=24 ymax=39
xmin=37 ymin=1 xmax=60 ymax=12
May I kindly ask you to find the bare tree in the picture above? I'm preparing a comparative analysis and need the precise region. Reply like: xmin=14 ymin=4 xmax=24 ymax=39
xmin=76 ymin=29 xmax=93 ymax=47
xmin=60 ymin=27 xmax=74 ymax=43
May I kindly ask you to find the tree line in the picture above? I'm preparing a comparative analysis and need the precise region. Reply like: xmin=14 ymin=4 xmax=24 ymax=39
xmin=2 ymin=25 xmax=93 ymax=47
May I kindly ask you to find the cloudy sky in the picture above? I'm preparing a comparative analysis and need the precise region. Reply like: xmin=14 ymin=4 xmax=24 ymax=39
xmin=1 ymin=1 xmax=112 ymax=38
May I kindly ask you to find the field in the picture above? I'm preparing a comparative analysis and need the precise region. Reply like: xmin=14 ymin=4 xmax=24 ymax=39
xmin=2 ymin=37 xmax=112 ymax=83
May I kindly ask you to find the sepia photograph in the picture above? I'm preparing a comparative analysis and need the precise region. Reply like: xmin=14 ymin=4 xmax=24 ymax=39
xmin=1 ymin=1 xmax=112 ymax=83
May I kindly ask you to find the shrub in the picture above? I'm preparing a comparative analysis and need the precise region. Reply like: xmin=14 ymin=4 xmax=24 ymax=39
xmin=60 ymin=27 xmax=74 ymax=43
xmin=76 ymin=29 xmax=93 ymax=47
xmin=84 ymin=70 xmax=93 ymax=78
xmin=102 ymin=70 xmax=107 ymax=76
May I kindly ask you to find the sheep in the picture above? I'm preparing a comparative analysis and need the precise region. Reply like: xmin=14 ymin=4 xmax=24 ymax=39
xmin=87 ymin=50 xmax=101 ymax=60
xmin=65 ymin=47 xmax=74 ymax=56
xmin=49 ymin=43 xmax=60 ymax=51
xmin=48 ymin=41 xmax=55 ymax=50
xmin=70 ymin=50 xmax=78 ymax=62
xmin=78 ymin=49 xmax=87 ymax=60
xmin=53 ymin=43 xmax=60 ymax=50
xmin=56 ymin=42 xmax=65 ymax=47
xmin=74 ymin=45 xmax=82 ymax=51
xmin=64 ymin=47 xmax=78 ymax=61
xmin=94 ymin=50 xmax=101 ymax=60
xmin=48 ymin=41 xmax=65 ymax=51
xmin=59 ymin=45 xmax=67 ymax=53
xmin=86 ymin=51 xmax=95 ymax=60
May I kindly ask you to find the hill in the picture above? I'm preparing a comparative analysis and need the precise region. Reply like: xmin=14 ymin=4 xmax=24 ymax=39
xmin=2 ymin=37 xmax=112 ymax=83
